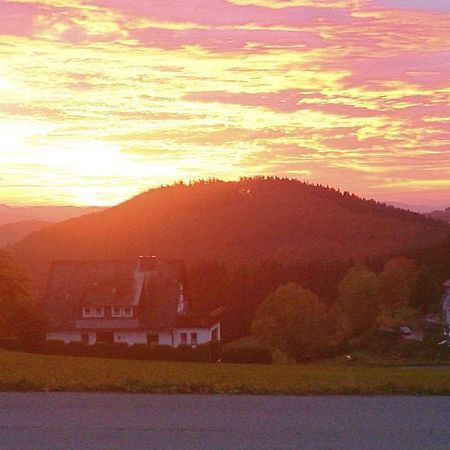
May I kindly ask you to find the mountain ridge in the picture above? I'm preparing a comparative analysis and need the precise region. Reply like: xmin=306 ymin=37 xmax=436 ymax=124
xmin=12 ymin=178 xmax=449 ymax=295
xmin=0 ymin=204 xmax=105 ymax=226
xmin=0 ymin=220 xmax=53 ymax=248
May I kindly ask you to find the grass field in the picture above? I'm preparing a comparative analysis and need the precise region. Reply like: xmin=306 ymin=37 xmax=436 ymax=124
xmin=1 ymin=350 xmax=450 ymax=395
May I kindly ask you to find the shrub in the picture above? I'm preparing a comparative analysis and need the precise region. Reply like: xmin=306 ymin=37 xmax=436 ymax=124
xmin=0 ymin=338 xmax=223 ymax=363
xmin=41 ymin=340 xmax=66 ymax=354
xmin=90 ymin=342 xmax=116 ymax=358
xmin=149 ymin=345 xmax=178 ymax=361
xmin=65 ymin=341 xmax=90 ymax=356
xmin=126 ymin=344 xmax=154 ymax=360
xmin=0 ymin=337 xmax=21 ymax=351
xmin=391 ymin=339 xmax=425 ymax=358
xmin=364 ymin=330 xmax=399 ymax=355
xmin=221 ymin=348 xmax=272 ymax=364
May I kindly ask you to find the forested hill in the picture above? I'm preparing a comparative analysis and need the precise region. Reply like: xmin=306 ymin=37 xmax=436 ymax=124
xmin=429 ymin=208 xmax=450 ymax=223
xmin=0 ymin=220 xmax=51 ymax=248
xmin=12 ymin=178 xmax=449 ymax=294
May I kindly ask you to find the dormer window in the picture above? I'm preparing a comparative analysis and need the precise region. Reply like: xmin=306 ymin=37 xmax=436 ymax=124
xmin=123 ymin=307 xmax=133 ymax=317
xmin=93 ymin=307 xmax=104 ymax=317
xmin=110 ymin=306 xmax=133 ymax=317
xmin=112 ymin=307 xmax=122 ymax=317
xmin=82 ymin=307 xmax=93 ymax=317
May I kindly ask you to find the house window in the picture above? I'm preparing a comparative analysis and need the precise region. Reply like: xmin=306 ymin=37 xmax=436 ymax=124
xmin=82 ymin=307 xmax=93 ymax=317
xmin=147 ymin=333 xmax=159 ymax=345
xmin=123 ymin=307 xmax=133 ymax=317
xmin=190 ymin=332 xmax=198 ymax=345
xmin=180 ymin=332 xmax=188 ymax=345
xmin=112 ymin=307 xmax=122 ymax=317
xmin=93 ymin=307 xmax=104 ymax=317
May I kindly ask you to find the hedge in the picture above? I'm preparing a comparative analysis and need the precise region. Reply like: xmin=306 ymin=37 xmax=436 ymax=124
xmin=220 ymin=347 xmax=272 ymax=364
xmin=0 ymin=338 xmax=227 ymax=363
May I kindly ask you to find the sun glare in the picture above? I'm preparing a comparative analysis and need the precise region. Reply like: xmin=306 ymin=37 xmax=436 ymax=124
xmin=0 ymin=71 xmax=16 ymax=90
xmin=53 ymin=141 xmax=124 ymax=176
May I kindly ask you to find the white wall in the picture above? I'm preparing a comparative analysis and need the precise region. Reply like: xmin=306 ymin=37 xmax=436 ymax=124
xmin=173 ymin=324 xmax=220 ymax=347
xmin=114 ymin=331 xmax=148 ymax=345
xmin=47 ymin=331 xmax=81 ymax=343
xmin=87 ymin=332 xmax=96 ymax=345
xmin=47 ymin=331 xmax=95 ymax=344
xmin=158 ymin=331 xmax=173 ymax=346
xmin=211 ymin=323 xmax=221 ymax=342
xmin=46 ymin=323 xmax=221 ymax=347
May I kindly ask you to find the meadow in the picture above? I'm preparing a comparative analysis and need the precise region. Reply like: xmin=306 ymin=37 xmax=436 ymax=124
xmin=1 ymin=350 xmax=449 ymax=395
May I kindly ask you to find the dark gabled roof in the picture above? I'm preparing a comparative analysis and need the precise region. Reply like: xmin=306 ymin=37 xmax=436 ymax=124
xmin=43 ymin=257 xmax=185 ymax=330
xmin=176 ymin=306 xmax=225 ymax=328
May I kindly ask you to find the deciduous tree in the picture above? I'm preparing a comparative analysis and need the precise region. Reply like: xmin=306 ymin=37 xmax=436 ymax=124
xmin=336 ymin=264 xmax=380 ymax=339
xmin=0 ymin=250 xmax=45 ymax=341
xmin=250 ymin=282 xmax=334 ymax=361
xmin=410 ymin=266 xmax=441 ymax=313
xmin=379 ymin=257 xmax=419 ymax=318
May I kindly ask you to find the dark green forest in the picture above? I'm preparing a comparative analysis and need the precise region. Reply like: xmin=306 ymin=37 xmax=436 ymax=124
xmin=7 ymin=177 xmax=449 ymax=344
xmin=12 ymin=177 xmax=448 ymax=296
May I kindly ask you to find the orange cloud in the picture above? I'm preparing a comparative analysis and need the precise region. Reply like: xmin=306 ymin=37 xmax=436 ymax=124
xmin=0 ymin=0 xmax=449 ymax=206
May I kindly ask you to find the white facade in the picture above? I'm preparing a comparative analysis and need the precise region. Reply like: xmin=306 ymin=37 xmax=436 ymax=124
xmin=47 ymin=322 xmax=221 ymax=347
xmin=47 ymin=331 xmax=96 ymax=345
xmin=114 ymin=331 xmax=148 ymax=345
xmin=173 ymin=323 xmax=221 ymax=347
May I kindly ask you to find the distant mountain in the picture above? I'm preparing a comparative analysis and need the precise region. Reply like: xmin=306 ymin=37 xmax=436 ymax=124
xmin=0 ymin=204 xmax=105 ymax=226
xmin=428 ymin=208 xmax=450 ymax=223
xmin=0 ymin=220 xmax=52 ymax=248
xmin=385 ymin=202 xmax=438 ymax=214
xmin=12 ymin=178 xmax=449 ymax=294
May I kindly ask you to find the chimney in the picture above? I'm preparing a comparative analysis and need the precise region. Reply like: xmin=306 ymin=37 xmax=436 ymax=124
xmin=138 ymin=255 xmax=157 ymax=272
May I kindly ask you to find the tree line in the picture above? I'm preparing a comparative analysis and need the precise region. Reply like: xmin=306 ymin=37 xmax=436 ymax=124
xmin=251 ymin=258 xmax=426 ymax=361
xmin=0 ymin=250 xmax=44 ymax=342
xmin=1 ymin=231 xmax=450 ymax=354
xmin=187 ymin=234 xmax=450 ymax=347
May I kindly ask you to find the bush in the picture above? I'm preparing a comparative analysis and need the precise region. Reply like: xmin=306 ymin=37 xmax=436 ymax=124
xmin=89 ymin=342 xmax=117 ymax=358
xmin=40 ymin=340 xmax=67 ymax=354
xmin=391 ymin=339 xmax=425 ymax=358
xmin=361 ymin=328 xmax=403 ymax=355
xmin=221 ymin=348 xmax=272 ymax=364
xmin=147 ymin=345 xmax=176 ymax=361
xmin=0 ymin=338 xmax=225 ymax=363
xmin=65 ymin=341 xmax=90 ymax=356
xmin=0 ymin=337 xmax=21 ymax=351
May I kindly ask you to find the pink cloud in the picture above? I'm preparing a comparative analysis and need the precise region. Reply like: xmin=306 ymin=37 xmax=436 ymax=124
xmin=344 ymin=52 xmax=450 ymax=88
xmin=0 ymin=1 xmax=42 ymax=36
xmin=185 ymin=89 xmax=305 ymax=112
xmin=378 ymin=0 xmax=450 ymax=13
xmin=185 ymin=90 xmax=380 ymax=117
xmin=130 ymin=27 xmax=325 ymax=51
xmin=92 ymin=0 xmax=351 ymax=28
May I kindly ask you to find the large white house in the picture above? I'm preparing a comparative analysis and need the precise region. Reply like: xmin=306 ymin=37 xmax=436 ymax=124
xmin=44 ymin=256 xmax=223 ymax=347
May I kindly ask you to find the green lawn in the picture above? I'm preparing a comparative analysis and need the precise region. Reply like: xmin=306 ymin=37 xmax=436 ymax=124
xmin=1 ymin=350 xmax=449 ymax=394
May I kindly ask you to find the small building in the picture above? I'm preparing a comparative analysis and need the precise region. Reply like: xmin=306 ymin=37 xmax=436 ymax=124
xmin=43 ymin=256 xmax=223 ymax=347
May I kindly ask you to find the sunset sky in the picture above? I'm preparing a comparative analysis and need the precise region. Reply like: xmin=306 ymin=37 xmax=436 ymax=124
xmin=0 ymin=0 xmax=449 ymax=207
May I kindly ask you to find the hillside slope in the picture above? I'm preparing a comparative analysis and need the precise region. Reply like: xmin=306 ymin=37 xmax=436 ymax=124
xmin=0 ymin=204 xmax=105 ymax=226
xmin=12 ymin=178 xmax=448 ymax=294
xmin=0 ymin=220 xmax=52 ymax=248
xmin=429 ymin=208 xmax=450 ymax=223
